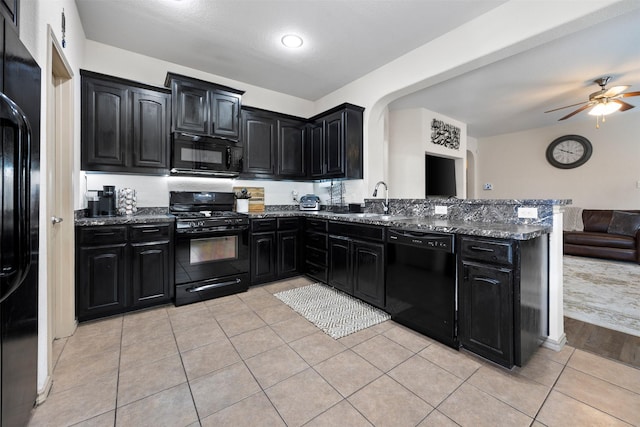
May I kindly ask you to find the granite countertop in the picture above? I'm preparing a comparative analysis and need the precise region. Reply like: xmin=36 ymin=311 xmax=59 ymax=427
xmin=75 ymin=214 xmax=175 ymax=227
xmin=247 ymin=211 xmax=551 ymax=240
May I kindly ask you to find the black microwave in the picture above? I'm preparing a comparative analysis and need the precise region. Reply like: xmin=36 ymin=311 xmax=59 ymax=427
xmin=171 ymin=132 xmax=243 ymax=177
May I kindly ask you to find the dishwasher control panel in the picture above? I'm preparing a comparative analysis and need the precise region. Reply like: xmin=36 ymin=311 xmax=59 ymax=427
xmin=387 ymin=229 xmax=454 ymax=252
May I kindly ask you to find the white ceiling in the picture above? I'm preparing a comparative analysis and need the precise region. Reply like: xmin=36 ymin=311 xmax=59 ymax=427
xmin=75 ymin=0 xmax=640 ymax=138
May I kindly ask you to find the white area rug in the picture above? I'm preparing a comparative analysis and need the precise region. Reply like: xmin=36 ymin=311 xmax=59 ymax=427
xmin=274 ymin=283 xmax=391 ymax=339
xmin=564 ymin=255 xmax=640 ymax=337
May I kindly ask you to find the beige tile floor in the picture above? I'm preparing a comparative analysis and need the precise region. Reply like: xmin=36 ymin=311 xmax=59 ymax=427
xmin=29 ymin=276 xmax=640 ymax=427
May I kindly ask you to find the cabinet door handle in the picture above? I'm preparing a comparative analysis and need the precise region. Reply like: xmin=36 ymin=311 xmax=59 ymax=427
xmin=142 ymin=228 xmax=160 ymax=233
xmin=95 ymin=232 xmax=115 ymax=237
xmin=470 ymin=246 xmax=494 ymax=253
xmin=473 ymin=277 xmax=500 ymax=285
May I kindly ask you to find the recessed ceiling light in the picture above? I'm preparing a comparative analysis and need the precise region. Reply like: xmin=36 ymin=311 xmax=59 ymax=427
xmin=281 ymin=34 xmax=303 ymax=49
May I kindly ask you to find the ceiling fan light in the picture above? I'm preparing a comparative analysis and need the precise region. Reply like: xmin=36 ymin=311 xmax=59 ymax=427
xmin=588 ymin=101 xmax=622 ymax=116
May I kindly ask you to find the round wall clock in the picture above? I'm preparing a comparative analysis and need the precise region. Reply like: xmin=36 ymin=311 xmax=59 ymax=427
xmin=546 ymin=135 xmax=593 ymax=169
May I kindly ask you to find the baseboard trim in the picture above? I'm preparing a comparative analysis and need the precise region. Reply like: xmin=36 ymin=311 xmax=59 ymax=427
xmin=36 ymin=375 xmax=52 ymax=405
xmin=542 ymin=333 xmax=567 ymax=351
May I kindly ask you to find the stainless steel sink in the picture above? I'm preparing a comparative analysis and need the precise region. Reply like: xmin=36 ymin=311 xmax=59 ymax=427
xmin=342 ymin=213 xmax=411 ymax=221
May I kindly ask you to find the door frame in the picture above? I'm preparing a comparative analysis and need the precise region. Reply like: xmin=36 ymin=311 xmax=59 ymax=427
xmin=42 ymin=25 xmax=75 ymax=401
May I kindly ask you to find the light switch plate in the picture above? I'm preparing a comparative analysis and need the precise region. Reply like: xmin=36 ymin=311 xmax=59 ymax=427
xmin=435 ymin=205 xmax=448 ymax=215
xmin=518 ymin=207 xmax=538 ymax=219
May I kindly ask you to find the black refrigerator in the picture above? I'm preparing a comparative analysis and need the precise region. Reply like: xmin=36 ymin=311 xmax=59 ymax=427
xmin=0 ymin=15 xmax=41 ymax=427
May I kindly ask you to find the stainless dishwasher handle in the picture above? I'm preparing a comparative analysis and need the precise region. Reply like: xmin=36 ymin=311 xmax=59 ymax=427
xmin=187 ymin=278 xmax=242 ymax=293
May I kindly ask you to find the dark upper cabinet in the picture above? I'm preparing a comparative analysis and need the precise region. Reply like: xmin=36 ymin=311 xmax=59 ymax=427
xmin=131 ymin=88 xmax=170 ymax=170
xmin=81 ymin=70 xmax=171 ymax=175
xmin=212 ymin=92 xmax=241 ymax=139
xmin=173 ymin=81 xmax=208 ymax=134
xmin=240 ymin=103 xmax=363 ymax=181
xmin=324 ymin=111 xmax=345 ymax=176
xmin=309 ymin=103 xmax=364 ymax=180
xmin=309 ymin=122 xmax=325 ymax=178
xmin=82 ymin=77 xmax=129 ymax=169
xmin=166 ymin=72 xmax=243 ymax=141
xmin=241 ymin=107 xmax=307 ymax=179
xmin=278 ymin=118 xmax=306 ymax=177
xmin=0 ymin=0 xmax=18 ymax=33
xmin=242 ymin=110 xmax=277 ymax=175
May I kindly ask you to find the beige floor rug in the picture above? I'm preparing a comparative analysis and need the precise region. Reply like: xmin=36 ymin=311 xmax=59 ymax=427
xmin=274 ymin=283 xmax=390 ymax=339
xmin=563 ymin=255 xmax=640 ymax=337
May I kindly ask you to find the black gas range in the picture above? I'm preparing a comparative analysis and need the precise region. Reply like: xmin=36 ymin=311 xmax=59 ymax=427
xmin=170 ymin=191 xmax=249 ymax=306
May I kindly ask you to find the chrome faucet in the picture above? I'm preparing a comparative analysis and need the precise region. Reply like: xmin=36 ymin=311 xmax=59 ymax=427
xmin=372 ymin=181 xmax=389 ymax=214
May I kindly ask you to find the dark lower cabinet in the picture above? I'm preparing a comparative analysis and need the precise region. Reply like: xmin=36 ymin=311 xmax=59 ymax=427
xmin=76 ymin=223 xmax=174 ymax=321
xmin=130 ymin=240 xmax=173 ymax=309
xmin=278 ymin=229 xmax=300 ymax=278
xmin=303 ymin=218 xmax=328 ymax=283
xmin=328 ymin=221 xmax=385 ymax=309
xmin=459 ymin=262 xmax=514 ymax=365
xmin=251 ymin=231 xmax=277 ymax=285
xmin=328 ymin=236 xmax=350 ymax=292
xmin=458 ymin=235 xmax=547 ymax=368
xmin=352 ymin=240 xmax=385 ymax=307
xmin=77 ymin=243 xmax=127 ymax=320
xmin=250 ymin=218 xmax=300 ymax=285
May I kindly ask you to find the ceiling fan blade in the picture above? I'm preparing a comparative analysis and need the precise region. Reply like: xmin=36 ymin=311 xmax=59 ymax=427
xmin=613 ymin=99 xmax=635 ymax=111
xmin=558 ymin=104 xmax=592 ymax=121
xmin=601 ymin=85 xmax=630 ymax=97
xmin=544 ymin=101 xmax=589 ymax=113
xmin=620 ymin=91 xmax=640 ymax=98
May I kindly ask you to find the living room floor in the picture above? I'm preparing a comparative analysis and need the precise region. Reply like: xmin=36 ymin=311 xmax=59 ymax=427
xmin=29 ymin=277 xmax=639 ymax=427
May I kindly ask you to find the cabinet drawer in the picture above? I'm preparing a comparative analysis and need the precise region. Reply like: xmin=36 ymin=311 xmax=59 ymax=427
xmin=305 ymin=246 xmax=327 ymax=266
xmin=77 ymin=226 xmax=127 ymax=245
xmin=305 ymin=218 xmax=328 ymax=232
xmin=305 ymin=231 xmax=328 ymax=250
xmin=251 ymin=218 xmax=277 ymax=232
xmin=460 ymin=237 xmax=513 ymax=265
xmin=277 ymin=217 xmax=300 ymax=230
xmin=130 ymin=223 xmax=172 ymax=242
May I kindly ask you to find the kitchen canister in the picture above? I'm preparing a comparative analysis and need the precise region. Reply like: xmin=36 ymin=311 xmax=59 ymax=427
xmin=118 ymin=188 xmax=137 ymax=216
xmin=236 ymin=198 xmax=249 ymax=213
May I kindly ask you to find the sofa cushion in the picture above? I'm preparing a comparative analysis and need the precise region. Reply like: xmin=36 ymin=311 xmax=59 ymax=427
xmin=607 ymin=211 xmax=640 ymax=237
xmin=563 ymin=231 xmax=636 ymax=250
xmin=582 ymin=210 xmax=613 ymax=233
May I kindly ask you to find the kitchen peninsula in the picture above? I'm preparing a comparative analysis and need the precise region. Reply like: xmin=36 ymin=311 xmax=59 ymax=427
xmin=75 ymin=197 xmax=569 ymax=367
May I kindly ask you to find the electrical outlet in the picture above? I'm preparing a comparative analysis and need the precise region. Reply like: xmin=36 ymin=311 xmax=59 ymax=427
xmin=483 ymin=183 xmax=493 ymax=190
xmin=434 ymin=205 xmax=448 ymax=215
xmin=518 ymin=207 xmax=538 ymax=219
xmin=636 ymin=180 xmax=640 ymax=189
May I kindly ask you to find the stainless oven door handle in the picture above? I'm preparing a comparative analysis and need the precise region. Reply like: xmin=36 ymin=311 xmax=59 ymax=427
xmin=186 ymin=278 xmax=242 ymax=293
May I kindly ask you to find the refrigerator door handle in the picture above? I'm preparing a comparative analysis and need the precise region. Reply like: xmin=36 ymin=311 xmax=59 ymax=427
xmin=0 ymin=90 xmax=32 ymax=303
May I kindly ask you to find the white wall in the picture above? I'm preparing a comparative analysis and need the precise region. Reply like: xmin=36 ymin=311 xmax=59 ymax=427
xmin=476 ymin=111 xmax=640 ymax=209
xmin=388 ymin=108 xmax=467 ymax=198
xmin=312 ymin=1 xmax=629 ymax=204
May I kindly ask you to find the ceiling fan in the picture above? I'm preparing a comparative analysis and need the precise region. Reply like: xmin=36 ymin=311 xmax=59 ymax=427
xmin=545 ymin=76 xmax=640 ymax=127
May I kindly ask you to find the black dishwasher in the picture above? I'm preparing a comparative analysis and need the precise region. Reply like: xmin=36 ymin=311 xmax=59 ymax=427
xmin=386 ymin=229 xmax=458 ymax=348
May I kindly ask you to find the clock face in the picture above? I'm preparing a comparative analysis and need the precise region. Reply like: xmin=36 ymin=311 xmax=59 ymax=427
xmin=546 ymin=135 xmax=592 ymax=169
